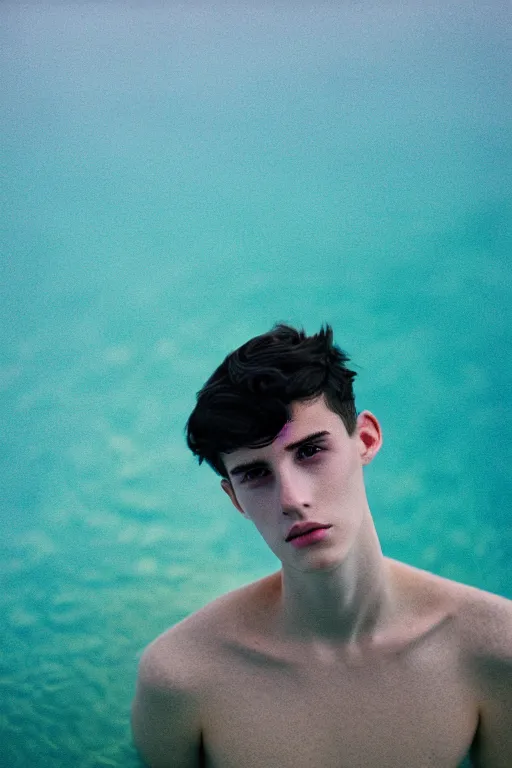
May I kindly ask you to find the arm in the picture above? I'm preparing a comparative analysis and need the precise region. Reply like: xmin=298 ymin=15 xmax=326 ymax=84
xmin=467 ymin=592 xmax=512 ymax=768
xmin=131 ymin=643 xmax=203 ymax=768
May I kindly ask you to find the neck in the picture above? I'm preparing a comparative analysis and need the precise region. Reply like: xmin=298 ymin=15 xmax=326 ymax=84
xmin=276 ymin=512 xmax=398 ymax=649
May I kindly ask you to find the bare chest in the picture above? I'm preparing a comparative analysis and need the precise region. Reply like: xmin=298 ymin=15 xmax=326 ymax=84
xmin=199 ymin=630 xmax=478 ymax=768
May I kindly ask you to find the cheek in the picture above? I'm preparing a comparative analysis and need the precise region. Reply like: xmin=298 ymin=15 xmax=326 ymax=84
xmin=237 ymin=491 xmax=273 ymax=525
xmin=318 ymin=455 xmax=359 ymax=498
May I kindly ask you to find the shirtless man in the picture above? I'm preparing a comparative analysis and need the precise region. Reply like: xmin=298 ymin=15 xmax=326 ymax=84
xmin=131 ymin=323 xmax=512 ymax=767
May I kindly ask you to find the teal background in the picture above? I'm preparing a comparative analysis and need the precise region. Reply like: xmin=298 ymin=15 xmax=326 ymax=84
xmin=1 ymin=3 xmax=511 ymax=766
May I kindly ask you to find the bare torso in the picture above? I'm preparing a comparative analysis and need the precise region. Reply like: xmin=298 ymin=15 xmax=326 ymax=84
xmin=158 ymin=558 xmax=480 ymax=768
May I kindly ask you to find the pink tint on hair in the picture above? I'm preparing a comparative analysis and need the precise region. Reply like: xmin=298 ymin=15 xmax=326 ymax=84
xmin=276 ymin=422 xmax=291 ymax=442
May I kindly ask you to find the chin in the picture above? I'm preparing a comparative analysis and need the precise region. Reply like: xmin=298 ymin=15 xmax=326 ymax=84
xmin=295 ymin=550 xmax=347 ymax=572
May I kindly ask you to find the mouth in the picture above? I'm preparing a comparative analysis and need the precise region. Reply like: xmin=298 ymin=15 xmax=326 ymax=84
xmin=286 ymin=524 xmax=332 ymax=542
xmin=288 ymin=526 xmax=332 ymax=548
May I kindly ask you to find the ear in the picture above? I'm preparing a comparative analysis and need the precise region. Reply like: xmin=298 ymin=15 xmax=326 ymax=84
xmin=221 ymin=478 xmax=246 ymax=515
xmin=356 ymin=410 xmax=382 ymax=465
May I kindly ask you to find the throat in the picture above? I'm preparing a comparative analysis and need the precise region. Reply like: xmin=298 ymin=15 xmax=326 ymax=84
xmin=274 ymin=555 xmax=455 ymax=659
xmin=277 ymin=556 xmax=398 ymax=648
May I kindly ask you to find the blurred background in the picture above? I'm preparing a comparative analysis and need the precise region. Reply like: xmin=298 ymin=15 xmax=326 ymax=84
xmin=1 ymin=1 xmax=511 ymax=766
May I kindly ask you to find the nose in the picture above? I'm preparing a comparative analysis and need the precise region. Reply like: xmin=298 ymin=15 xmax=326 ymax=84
xmin=277 ymin=465 xmax=311 ymax=515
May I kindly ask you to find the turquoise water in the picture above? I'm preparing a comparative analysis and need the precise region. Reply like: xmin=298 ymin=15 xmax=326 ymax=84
xmin=1 ymin=3 xmax=511 ymax=766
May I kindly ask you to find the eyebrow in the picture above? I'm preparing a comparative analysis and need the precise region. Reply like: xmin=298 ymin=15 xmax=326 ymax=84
xmin=228 ymin=431 xmax=331 ymax=477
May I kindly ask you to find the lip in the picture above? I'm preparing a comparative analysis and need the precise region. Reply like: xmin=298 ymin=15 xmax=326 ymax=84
xmin=285 ymin=522 xmax=332 ymax=542
xmin=289 ymin=527 xmax=332 ymax=548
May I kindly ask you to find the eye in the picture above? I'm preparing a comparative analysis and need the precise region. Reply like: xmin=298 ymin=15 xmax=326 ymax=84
xmin=241 ymin=467 xmax=269 ymax=484
xmin=297 ymin=443 xmax=324 ymax=460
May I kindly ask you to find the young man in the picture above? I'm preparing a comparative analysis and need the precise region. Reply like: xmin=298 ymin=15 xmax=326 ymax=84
xmin=131 ymin=324 xmax=512 ymax=767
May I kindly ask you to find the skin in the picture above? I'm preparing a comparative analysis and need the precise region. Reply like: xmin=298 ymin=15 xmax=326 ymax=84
xmin=132 ymin=394 xmax=512 ymax=767
xmin=220 ymin=395 xmax=398 ymax=651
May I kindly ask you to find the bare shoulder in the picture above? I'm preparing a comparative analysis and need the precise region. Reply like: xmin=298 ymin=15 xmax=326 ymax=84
xmin=137 ymin=575 xmax=275 ymax=675
xmin=446 ymin=577 xmax=512 ymax=662
xmin=440 ymin=576 xmax=512 ymax=767
xmin=130 ymin=584 xmax=266 ymax=767
xmin=388 ymin=559 xmax=512 ymax=655
xmin=407 ymin=563 xmax=512 ymax=683
xmin=132 ymin=609 xmax=220 ymax=768
xmin=133 ymin=598 xmax=228 ymax=706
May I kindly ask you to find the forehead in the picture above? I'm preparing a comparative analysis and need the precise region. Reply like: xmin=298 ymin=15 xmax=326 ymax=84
xmin=279 ymin=396 xmax=341 ymax=436
xmin=222 ymin=396 xmax=347 ymax=467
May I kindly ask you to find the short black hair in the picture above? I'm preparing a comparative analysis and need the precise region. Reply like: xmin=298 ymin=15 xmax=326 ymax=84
xmin=185 ymin=323 xmax=359 ymax=478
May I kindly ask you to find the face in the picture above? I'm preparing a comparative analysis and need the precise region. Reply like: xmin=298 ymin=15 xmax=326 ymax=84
xmin=220 ymin=396 xmax=382 ymax=567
